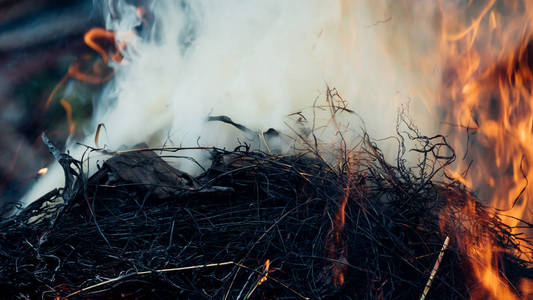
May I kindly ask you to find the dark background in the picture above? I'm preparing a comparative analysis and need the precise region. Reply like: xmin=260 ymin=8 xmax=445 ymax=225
xmin=0 ymin=0 xmax=105 ymax=208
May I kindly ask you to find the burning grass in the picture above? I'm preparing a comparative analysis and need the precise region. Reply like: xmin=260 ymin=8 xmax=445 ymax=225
xmin=1 ymin=120 xmax=533 ymax=299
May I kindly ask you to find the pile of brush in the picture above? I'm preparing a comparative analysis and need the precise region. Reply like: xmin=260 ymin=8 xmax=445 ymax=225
xmin=0 ymin=123 xmax=532 ymax=299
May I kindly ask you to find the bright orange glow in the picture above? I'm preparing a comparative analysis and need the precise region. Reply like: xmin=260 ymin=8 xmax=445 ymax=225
xmin=258 ymin=259 xmax=270 ymax=285
xmin=59 ymin=99 xmax=75 ymax=136
xmin=37 ymin=168 xmax=48 ymax=176
xmin=437 ymin=0 xmax=533 ymax=298
xmin=45 ymin=27 xmax=122 ymax=112
xmin=469 ymin=238 xmax=520 ymax=300
xmin=84 ymin=28 xmax=122 ymax=64
xmin=520 ymin=278 xmax=533 ymax=298
xmin=332 ymin=163 xmax=350 ymax=287
xmin=325 ymin=153 xmax=359 ymax=287
xmin=446 ymin=169 xmax=472 ymax=189
xmin=337 ymin=272 xmax=345 ymax=286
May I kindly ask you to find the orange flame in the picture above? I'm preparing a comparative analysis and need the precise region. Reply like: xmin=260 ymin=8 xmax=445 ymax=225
xmin=331 ymin=173 xmax=350 ymax=287
xmin=438 ymin=0 xmax=533 ymax=298
xmin=37 ymin=168 xmax=48 ymax=176
xmin=325 ymin=153 xmax=359 ymax=287
xmin=45 ymin=27 xmax=124 ymax=110
xmin=84 ymin=27 xmax=124 ymax=64
xmin=258 ymin=259 xmax=271 ymax=285
xmin=66 ymin=61 xmax=114 ymax=85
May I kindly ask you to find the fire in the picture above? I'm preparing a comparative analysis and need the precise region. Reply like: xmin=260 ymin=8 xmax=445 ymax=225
xmin=325 ymin=152 xmax=363 ymax=287
xmin=471 ymin=241 xmax=519 ymax=300
xmin=330 ymin=178 xmax=349 ymax=287
xmin=258 ymin=259 xmax=271 ymax=285
xmin=41 ymin=26 xmax=127 ymax=149
xmin=84 ymin=27 xmax=125 ymax=64
xmin=37 ymin=168 xmax=48 ymax=176
xmin=45 ymin=27 xmax=124 ymax=110
xmin=23 ymin=1 xmax=533 ymax=296
xmin=66 ymin=61 xmax=114 ymax=85
xmin=438 ymin=0 xmax=533 ymax=298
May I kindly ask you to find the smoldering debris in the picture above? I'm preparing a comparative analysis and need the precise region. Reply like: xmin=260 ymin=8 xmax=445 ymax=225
xmin=1 ymin=125 xmax=532 ymax=299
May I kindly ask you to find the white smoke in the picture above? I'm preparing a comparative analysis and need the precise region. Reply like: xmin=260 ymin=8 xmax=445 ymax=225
xmin=22 ymin=0 xmax=442 ymax=206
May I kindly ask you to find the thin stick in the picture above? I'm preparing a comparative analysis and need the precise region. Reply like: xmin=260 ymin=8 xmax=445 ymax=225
xmin=63 ymin=261 xmax=309 ymax=300
xmin=420 ymin=236 xmax=450 ymax=300
xmin=233 ymin=262 xmax=309 ymax=300
xmin=115 ymin=146 xmax=216 ymax=155
xmin=259 ymin=131 xmax=273 ymax=155
xmin=64 ymin=261 xmax=234 ymax=298
xmin=245 ymin=259 xmax=270 ymax=299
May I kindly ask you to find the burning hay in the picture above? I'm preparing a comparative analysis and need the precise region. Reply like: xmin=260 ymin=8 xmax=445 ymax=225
xmin=1 ymin=123 xmax=532 ymax=299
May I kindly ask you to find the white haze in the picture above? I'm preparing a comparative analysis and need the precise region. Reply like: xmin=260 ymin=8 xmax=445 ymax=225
xmin=22 ymin=0 xmax=442 ymax=206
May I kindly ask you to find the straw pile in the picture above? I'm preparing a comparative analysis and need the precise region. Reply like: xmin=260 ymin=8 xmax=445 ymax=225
xmin=1 ymin=122 xmax=532 ymax=299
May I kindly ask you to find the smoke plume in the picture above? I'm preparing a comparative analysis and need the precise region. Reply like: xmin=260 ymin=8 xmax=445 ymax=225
xmin=22 ymin=0 xmax=442 ymax=205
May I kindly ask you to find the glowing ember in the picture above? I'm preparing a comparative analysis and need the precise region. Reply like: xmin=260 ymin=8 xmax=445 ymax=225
xmin=37 ymin=168 xmax=48 ymax=176
xmin=258 ymin=259 xmax=271 ymax=286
